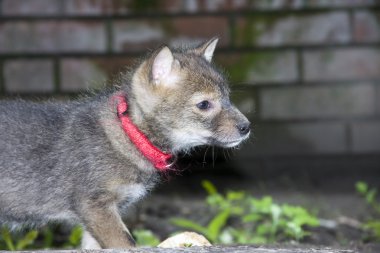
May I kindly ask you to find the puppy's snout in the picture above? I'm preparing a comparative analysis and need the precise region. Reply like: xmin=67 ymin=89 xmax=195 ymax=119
xmin=236 ymin=122 xmax=250 ymax=136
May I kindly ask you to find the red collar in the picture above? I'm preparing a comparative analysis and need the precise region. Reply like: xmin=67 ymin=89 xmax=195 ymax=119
xmin=114 ymin=94 xmax=174 ymax=171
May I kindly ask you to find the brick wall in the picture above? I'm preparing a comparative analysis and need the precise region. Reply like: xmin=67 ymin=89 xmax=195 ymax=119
xmin=0 ymin=0 xmax=379 ymax=160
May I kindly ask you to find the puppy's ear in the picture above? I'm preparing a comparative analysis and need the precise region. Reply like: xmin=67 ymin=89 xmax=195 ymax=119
xmin=151 ymin=46 xmax=174 ymax=85
xmin=192 ymin=37 xmax=219 ymax=62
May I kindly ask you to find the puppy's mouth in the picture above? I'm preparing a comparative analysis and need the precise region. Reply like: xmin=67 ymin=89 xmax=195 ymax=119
xmin=210 ymin=137 xmax=247 ymax=148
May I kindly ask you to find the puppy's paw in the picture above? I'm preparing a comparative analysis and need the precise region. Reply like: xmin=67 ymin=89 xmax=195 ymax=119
xmin=158 ymin=232 xmax=212 ymax=248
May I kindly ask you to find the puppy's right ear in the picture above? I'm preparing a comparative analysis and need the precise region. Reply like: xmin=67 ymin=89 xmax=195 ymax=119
xmin=151 ymin=46 xmax=174 ymax=86
xmin=191 ymin=37 xmax=219 ymax=62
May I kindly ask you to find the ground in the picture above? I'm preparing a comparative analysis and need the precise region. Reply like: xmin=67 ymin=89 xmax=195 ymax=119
xmin=124 ymin=158 xmax=380 ymax=253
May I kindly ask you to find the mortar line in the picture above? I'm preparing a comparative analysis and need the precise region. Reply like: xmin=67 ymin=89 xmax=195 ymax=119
xmin=105 ymin=19 xmax=113 ymax=53
xmin=53 ymin=57 xmax=61 ymax=94
xmin=1 ymin=6 xmax=380 ymax=21
xmin=348 ymin=8 xmax=355 ymax=42
xmin=296 ymin=48 xmax=304 ymax=84
xmin=228 ymin=14 xmax=236 ymax=48
xmin=0 ymin=59 xmax=4 ymax=94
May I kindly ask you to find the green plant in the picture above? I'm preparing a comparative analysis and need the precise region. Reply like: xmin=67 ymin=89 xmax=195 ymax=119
xmin=172 ymin=181 xmax=319 ymax=244
xmin=0 ymin=225 xmax=83 ymax=250
xmin=0 ymin=227 xmax=38 ymax=251
xmin=356 ymin=181 xmax=380 ymax=241
xmin=64 ymin=226 xmax=83 ymax=248
xmin=132 ymin=229 xmax=160 ymax=247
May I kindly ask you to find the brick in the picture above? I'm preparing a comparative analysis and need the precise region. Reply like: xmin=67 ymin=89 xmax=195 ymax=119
xmin=303 ymin=48 xmax=380 ymax=81
xmin=0 ymin=22 xmax=58 ymax=52
xmin=169 ymin=17 xmax=229 ymax=46
xmin=236 ymin=12 xmax=350 ymax=46
xmin=0 ymin=21 xmax=106 ymax=53
xmin=113 ymin=17 xmax=229 ymax=52
xmin=4 ymin=60 xmax=54 ymax=93
xmin=60 ymin=57 xmax=137 ymax=91
xmin=60 ymin=59 xmax=108 ymax=92
xmin=57 ymin=21 xmax=106 ymax=52
xmin=215 ymin=51 xmax=297 ymax=84
xmin=2 ymin=0 xmax=61 ymax=15
xmin=230 ymin=89 xmax=257 ymax=118
xmin=351 ymin=121 xmax=380 ymax=153
xmin=113 ymin=20 xmax=166 ymax=52
xmin=353 ymin=11 xmax=380 ymax=43
xmin=240 ymin=0 xmax=378 ymax=9
xmin=259 ymin=84 xmax=376 ymax=119
xmin=63 ymin=0 xmax=117 ymax=15
xmin=249 ymin=122 xmax=347 ymax=155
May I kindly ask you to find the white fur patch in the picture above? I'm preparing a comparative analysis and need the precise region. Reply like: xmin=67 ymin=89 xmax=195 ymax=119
xmin=171 ymin=128 xmax=212 ymax=152
xmin=115 ymin=184 xmax=147 ymax=203
xmin=81 ymin=231 xmax=101 ymax=249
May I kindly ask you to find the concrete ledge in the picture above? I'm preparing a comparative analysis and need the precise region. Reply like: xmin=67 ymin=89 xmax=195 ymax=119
xmin=4 ymin=246 xmax=356 ymax=253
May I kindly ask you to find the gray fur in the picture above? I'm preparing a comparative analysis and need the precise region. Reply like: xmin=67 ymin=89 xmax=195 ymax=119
xmin=0 ymin=40 xmax=250 ymax=249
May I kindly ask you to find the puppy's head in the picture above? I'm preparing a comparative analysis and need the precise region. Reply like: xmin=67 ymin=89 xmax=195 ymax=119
xmin=131 ymin=38 xmax=250 ymax=153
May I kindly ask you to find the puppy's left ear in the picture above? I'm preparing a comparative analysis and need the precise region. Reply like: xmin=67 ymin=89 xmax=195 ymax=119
xmin=192 ymin=37 xmax=219 ymax=62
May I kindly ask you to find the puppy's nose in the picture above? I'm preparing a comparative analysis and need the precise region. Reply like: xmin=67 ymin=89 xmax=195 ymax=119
xmin=236 ymin=122 xmax=250 ymax=136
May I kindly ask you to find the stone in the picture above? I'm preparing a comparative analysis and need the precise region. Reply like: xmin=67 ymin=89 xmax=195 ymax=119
xmin=112 ymin=17 xmax=229 ymax=52
xmin=215 ymin=51 xmax=297 ymax=84
xmin=57 ymin=21 xmax=106 ymax=52
xmin=2 ymin=0 xmax=61 ymax=15
xmin=158 ymin=232 xmax=212 ymax=248
xmin=236 ymin=12 xmax=350 ymax=46
xmin=248 ymin=122 xmax=347 ymax=155
xmin=303 ymin=48 xmax=380 ymax=81
xmin=0 ymin=21 xmax=106 ymax=53
xmin=239 ymin=0 xmax=378 ymax=9
xmin=351 ymin=121 xmax=380 ymax=153
xmin=113 ymin=20 xmax=165 ymax=52
xmin=259 ymin=84 xmax=376 ymax=119
xmin=4 ymin=60 xmax=54 ymax=93
xmin=0 ymin=22 xmax=59 ymax=52
xmin=353 ymin=11 xmax=380 ymax=43
xmin=60 ymin=59 xmax=108 ymax=92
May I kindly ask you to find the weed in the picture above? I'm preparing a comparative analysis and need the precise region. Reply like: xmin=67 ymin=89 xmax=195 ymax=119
xmin=172 ymin=180 xmax=319 ymax=244
xmin=356 ymin=181 xmax=380 ymax=241
xmin=132 ymin=229 xmax=160 ymax=247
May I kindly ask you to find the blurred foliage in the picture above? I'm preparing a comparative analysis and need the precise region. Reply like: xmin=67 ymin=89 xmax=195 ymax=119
xmin=172 ymin=180 xmax=319 ymax=244
xmin=0 ymin=225 xmax=82 ymax=250
xmin=132 ymin=229 xmax=160 ymax=247
xmin=356 ymin=181 xmax=380 ymax=241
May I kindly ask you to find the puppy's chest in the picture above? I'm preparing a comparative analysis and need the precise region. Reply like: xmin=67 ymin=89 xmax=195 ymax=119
xmin=115 ymin=183 xmax=148 ymax=204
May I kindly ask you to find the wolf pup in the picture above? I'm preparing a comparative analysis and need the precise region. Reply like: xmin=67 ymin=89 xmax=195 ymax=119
xmin=0 ymin=38 xmax=250 ymax=249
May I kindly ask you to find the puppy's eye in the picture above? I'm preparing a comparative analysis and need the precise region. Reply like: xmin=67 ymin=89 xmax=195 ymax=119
xmin=196 ymin=100 xmax=211 ymax=110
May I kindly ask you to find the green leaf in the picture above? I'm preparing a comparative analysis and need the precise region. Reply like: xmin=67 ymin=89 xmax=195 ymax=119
xmin=1 ymin=227 xmax=15 ymax=251
xmin=242 ymin=213 xmax=262 ymax=223
xmin=250 ymin=196 xmax=273 ymax=213
xmin=132 ymin=229 xmax=160 ymax=247
xmin=366 ymin=189 xmax=377 ymax=205
xmin=226 ymin=191 xmax=245 ymax=201
xmin=171 ymin=218 xmax=208 ymax=236
xmin=356 ymin=181 xmax=368 ymax=195
xmin=208 ymin=209 xmax=230 ymax=242
xmin=15 ymin=230 xmax=38 ymax=250
xmin=202 ymin=180 xmax=218 ymax=195
xmin=41 ymin=227 xmax=54 ymax=249
xmin=68 ymin=226 xmax=83 ymax=247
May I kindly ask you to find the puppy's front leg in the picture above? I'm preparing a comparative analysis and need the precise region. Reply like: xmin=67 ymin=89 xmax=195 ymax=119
xmin=81 ymin=203 xmax=135 ymax=249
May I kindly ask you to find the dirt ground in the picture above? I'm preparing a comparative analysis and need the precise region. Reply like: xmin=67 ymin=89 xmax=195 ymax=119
xmin=125 ymin=157 xmax=380 ymax=253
